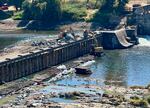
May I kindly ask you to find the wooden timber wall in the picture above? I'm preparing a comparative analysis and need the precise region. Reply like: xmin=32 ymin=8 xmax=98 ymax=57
xmin=0 ymin=36 xmax=102 ymax=84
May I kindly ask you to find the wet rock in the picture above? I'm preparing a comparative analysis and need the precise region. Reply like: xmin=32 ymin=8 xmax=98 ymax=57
xmin=109 ymin=98 xmax=121 ymax=106
xmin=59 ymin=93 xmax=65 ymax=98
xmin=64 ymin=92 xmax=74 ymax=99
xmin=48 ymin=106 xmax=62 ymax=108
xmin=27 ymin=103 xmax=43 ymax=107
xmin=101 ymin=98 xmax=112 ymax=104
xmin=102 ymin=93 xmax=114 ymax=98
xmin=75 ymin=66 xmax=92 ymax=75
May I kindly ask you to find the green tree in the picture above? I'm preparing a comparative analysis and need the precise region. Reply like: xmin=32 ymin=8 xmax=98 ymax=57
xmin=100 ymin=0 xmax=128 ymax=13
xmin=22 ymin=0 xmax=61 ymax=22
xmin=117 ymin=0 xmax=129 ymax=13
xmin=101 ymin=0 xmax=116 ymax=12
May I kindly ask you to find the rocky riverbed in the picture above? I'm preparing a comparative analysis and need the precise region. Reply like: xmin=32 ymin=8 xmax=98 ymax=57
xmin=0 ymin=54 xmax=150 ymax=108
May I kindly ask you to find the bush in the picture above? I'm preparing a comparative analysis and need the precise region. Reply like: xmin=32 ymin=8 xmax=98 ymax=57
xmin=130 ymin=98 xmax=148 ymax=107
xmin=147 ymin=96 xmax=150 ymax=104
xmin=62 ymin=3 xmax=87 ymax=21
xmin=12 ymin=11 xmax=23 ymax=20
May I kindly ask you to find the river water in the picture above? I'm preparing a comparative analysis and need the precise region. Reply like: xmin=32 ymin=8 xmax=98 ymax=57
xmin=57 ymin=35 xmax=150 ymax=87
xmin=0 ymin=31 xmax=57 ymax=51
xmin=0 ymin=33 xmax=150 ymax=87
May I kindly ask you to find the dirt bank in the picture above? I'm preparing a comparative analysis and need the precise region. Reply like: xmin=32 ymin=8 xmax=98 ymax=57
xmin=0 ymin=19 xmax=92 ymax=33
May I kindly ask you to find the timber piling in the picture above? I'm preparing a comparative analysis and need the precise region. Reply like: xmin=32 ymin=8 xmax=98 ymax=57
xmin=0 ymin=35 xmax=102 ymax=84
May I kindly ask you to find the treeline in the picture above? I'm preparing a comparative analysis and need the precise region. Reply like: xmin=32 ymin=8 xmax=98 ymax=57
xmin=0 ymin=0 xmax=129 ymax=23
xmin=101 ymin=0 xmax=129 ymax=13
xmin=22 ymin=0 xmax=61 ymax=22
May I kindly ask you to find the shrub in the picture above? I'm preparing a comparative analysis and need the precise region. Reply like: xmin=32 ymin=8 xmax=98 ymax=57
xmin=147 ymin=96 xmax=150 ymax=104
xmin=130 ymin=98 xmax=148 ymax=107
xmin=12 ymin=11 xmax=23 ymax=20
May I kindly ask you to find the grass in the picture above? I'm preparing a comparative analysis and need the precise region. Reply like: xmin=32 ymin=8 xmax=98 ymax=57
xmin=0 ymin=95 xmax=17 ymax=106
xmin=11 ymin=0 xmax=101 ymax=22
xmin=62 ymin=3 xmax=87 ymax=21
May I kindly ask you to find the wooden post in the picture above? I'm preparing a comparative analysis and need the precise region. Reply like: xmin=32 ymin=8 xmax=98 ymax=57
xmin=0 ymin=65 xmax=3 ymax=83
xmin=1 ymin=65 xmax=5 ymax=83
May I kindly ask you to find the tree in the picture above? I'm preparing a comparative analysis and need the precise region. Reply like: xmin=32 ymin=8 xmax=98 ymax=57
xmin=94 ymin=0 xmax=105 ymax=9
xmin=117 ymin=0 xmax=129 ymax=13
xmin=22 ymin=0 xmax=62 ymax=22
xmin=101 ymin=0 xmax=116 ymax=12
xmin=100 ymin=0 xmax=128 ymax=13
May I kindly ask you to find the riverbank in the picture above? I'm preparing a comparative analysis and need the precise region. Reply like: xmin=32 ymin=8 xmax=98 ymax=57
xmin=0 ymin=19 xmax=92 ymax=32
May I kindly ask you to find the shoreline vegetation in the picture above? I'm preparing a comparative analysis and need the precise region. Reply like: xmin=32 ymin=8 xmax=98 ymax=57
xmin=0 ymin=0 xmax=131 ymax=31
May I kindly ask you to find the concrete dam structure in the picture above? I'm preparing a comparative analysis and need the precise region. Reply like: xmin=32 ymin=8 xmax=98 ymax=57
xmin=101 ymin=29 xmax=135 ymax=49
xmin=0 ymin=29 xmax=137 ymax=84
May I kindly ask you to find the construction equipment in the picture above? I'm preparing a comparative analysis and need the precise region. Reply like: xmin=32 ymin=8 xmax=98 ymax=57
xmin=90 ymin=32 xmax=103 ymax=57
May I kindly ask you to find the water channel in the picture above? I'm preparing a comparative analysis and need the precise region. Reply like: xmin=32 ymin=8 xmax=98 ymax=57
xmin=0 ymin=32 xmax=150 ymax=87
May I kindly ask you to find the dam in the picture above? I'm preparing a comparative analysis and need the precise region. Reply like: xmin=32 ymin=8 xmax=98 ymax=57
xmin=0 ymin=29 xmax=137 ymax=84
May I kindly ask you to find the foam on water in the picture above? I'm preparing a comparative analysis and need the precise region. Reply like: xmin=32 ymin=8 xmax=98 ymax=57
xmin=138 ymin=36 xmax=150 ymax=46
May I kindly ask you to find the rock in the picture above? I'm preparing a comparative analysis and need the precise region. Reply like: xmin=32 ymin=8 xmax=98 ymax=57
xmin=75 ymin=66 xmax=92 ymax=75
xmin=48 ymin=106 xmax=62 ymax=108
xmin=27 ymin=103 xmax=43 ymax=107
xmin=109 ymin=98 xmax=121 ymax=106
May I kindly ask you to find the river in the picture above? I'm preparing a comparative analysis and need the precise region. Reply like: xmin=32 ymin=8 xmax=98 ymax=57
xmin=0 ymin=31 xmax=57 ymax=51
xmin=0 ymin=33 xmax=150 ymax=87
xmin=57 ymin=35 xmax=150 ymax=87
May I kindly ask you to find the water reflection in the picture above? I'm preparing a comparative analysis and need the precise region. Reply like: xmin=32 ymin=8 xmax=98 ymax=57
xmin=100 ymin=51 xmax=127 ymax=86
xmin=57 ymin=37 xmax=150 ymax=87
